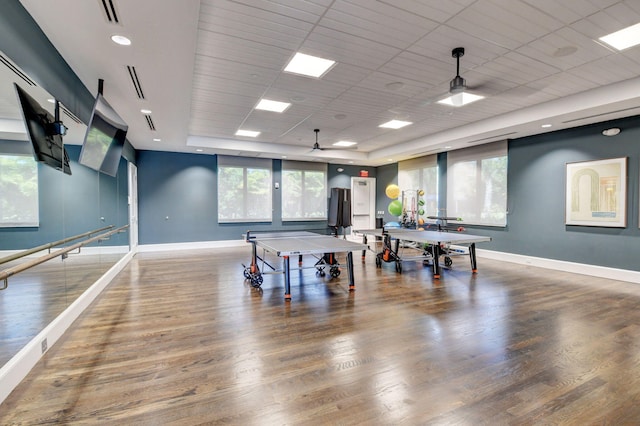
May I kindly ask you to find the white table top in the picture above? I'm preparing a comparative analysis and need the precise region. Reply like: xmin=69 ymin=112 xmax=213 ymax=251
xmin=354 ymin=228 xmax=491 ymax=245
xmin=245 ymin=231 xmax=367 ymax=256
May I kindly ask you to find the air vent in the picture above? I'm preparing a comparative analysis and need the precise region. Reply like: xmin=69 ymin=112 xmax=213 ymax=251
xmin=127 ymin=66 xmax=145 ymax=99
xmin=100 ymin=0 xmax=120 ymax=24
xmin=59 ymin=104 xmax=82 ymax=124
xmin=0 ymin=54 xmax=36 ymax=86
xmin=562 ymin=106 xmax=640 ymax=124
xmin=411 ymin=147 xmax=441 ymax=156
xmin=466 ymin=132 xmax=517 ymax=144
xmin=144 ymin=114 xmax=156 ymax=131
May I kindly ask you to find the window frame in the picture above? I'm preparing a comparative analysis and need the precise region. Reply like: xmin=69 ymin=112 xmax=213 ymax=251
xmin=217 ymin=155 xmax=272 ymax=223
xmin=446 ymin=140 xmax=508 ymax=227
xmin=281 ymin=160 xmax=328 ymax=221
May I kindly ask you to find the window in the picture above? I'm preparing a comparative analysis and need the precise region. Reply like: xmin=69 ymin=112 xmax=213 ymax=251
xmin=0 ymin=154 xmax=39 ymax=227
xmin=217 ymin=156 xmax=272 ymax=222
xmin=446 ymin=140 xmax=507 ymax=226
xmin=282 ymin=160 xmax=327 ymax=221
xmin=398 ymin=155 xmax=438 ymax=218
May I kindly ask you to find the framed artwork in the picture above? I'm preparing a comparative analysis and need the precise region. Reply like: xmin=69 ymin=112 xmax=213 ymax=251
xmin=565 ymin=157 xmax=627 ymax=227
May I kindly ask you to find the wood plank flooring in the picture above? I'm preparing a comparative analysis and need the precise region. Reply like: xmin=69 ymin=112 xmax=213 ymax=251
xmin=1 ymin=246 xmax=640 ymax=424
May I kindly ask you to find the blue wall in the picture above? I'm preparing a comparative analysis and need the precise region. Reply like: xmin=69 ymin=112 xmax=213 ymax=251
xmin=136 ymin=152 xmax=372 ymax=243
xmin=474 ymin=115 xmax=640 ymax=270
xmin=137 ymin=115 xmax=640 ymax=272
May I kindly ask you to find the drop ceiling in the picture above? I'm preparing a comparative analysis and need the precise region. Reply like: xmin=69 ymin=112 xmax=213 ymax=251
xmin=7 ymin=0 xmax=640 ymax=166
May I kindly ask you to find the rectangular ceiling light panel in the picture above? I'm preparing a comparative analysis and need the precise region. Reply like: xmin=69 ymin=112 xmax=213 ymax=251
xmin=284 ymin=52 xmax=336 ymax=78
xmin=255 ymin=99 xmax=291 ymax=113
xmin=379 ymin=120 xmax=412 ymax=129
xmin=599 ymin=22 xmax=640 ymax=50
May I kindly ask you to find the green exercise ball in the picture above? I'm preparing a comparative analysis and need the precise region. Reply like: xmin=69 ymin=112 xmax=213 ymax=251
xmin=388 ymin=200 xmax=403 ymax=216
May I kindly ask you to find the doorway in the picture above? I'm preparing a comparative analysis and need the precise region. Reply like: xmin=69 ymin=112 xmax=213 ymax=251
xmin=351 ymin=177 xmax=376 ymax=232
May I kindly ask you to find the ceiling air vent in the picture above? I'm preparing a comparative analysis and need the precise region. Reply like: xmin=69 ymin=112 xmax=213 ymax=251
xmin=144 ymin=114 xmax=156 ymax=131
xmin=60 ymin=104 xmax=82 ymax=124
xmin=562 ymin=106 xmax=640 ymax=124
xmin=127 ymin=65 xmax=145 ymax=99
xmin=100 ymin=0 xmax=120 ymax=24
xmin=466 ymin=132 xmax=517 ymax=144
xmin=0 ymin=54 xmax=36 ymax=86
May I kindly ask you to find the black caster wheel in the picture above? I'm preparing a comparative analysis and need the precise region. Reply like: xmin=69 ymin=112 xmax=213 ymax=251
xmin=243 ymin=267 xmax=251 ymax=279
xmin=250 ymin=275 xmax=263 ymax=288
xmin=444 ymin=256 xmax=452 ymax=267
xmin=316 ymin=269 xmax=326 ymax=277
xmin=330 ymin=267 xmax=340 ymax=278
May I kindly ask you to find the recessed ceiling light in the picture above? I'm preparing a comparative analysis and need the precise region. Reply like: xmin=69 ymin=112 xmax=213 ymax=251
xmin=153 ymin=138 xmax=161 ymax=142
xmin=444 ymin=146 xmax=452 ymax=149
xmin=379 ymin=120 xmax=412 ymax=129
xmin=333 ymin=141 xmax=357 ymax=147
xmin=47 ymin=98 xmax=55 ymax=104
xmin=541 ymin=124 xmax=552 ymax=128
xmin=196 ymin=148 xmax=203 ymax=152
xmin=437 ymin=92 xmax=484 ymax=107
xmin=282 ymin=156 xmax=287 ymax=159
xmin=599 ymin=22 xmax=640 ymax=50
xmin=348 ymin=161 xmax=354 ymax=164
xmin=602 ymin=128 xmax=621 ymax=136
xmin=255 ymin=98 xmax=291 ymax=113
xmin=141 ymin=109 xmax=152 ymax=114
xmin=284 ymin=52 xmax=336 ymax=78
xmin=236 ymin=129 xmax=260 ymax=137
xmin=111 ymin=35 xmax=131 ymax=46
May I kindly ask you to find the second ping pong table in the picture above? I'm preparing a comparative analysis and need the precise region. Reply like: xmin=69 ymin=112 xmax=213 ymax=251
xmin=355 ymin=228 xmax=491 ymax=279
xmin=242 ymin=231 xmax=368 ymax=300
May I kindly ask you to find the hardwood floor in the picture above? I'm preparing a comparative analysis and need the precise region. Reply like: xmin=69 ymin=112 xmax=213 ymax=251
xmin=1 ymin=246 xmax=640 ymax=424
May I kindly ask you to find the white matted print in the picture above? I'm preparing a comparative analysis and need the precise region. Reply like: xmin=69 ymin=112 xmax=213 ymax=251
xmin=565 ymin=157 xmax=627 ymax=227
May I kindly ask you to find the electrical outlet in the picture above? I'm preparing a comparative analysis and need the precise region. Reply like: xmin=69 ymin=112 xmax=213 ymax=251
xmin=41 ymin=338 xmax=48 ymax=354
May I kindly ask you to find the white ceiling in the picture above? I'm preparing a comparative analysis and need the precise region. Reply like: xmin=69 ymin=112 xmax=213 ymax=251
xmin=6 ymin=0 xmax=640 ymax=166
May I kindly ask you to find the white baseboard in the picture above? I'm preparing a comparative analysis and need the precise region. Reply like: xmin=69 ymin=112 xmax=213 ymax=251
xmin=138 ymin=239 xmax=246 ymax=252
xmin=477 ymin=249 xmax=640 ymax=284
xmin=0 ymin=248 xmax=136 ymax=405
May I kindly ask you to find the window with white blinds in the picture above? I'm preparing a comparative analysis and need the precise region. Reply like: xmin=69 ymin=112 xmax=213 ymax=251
xmin=0 ymin=154 xmax=39 ymax=227
xmin=217 ymin=155 xmax=272 ymax=223
xmin=398 ymin=154 xmax=438 ymax=218
xmin=281 ymin=160 xmax=327 ymax=221
xmin=446 ymin=140 xmax=508 ymax=227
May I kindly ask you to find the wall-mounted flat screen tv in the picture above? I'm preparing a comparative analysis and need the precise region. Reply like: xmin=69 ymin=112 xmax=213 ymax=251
xmin=13 ymin=83 xmax=71 ymax=175
xmin=79 ymin=93 xmax=128 ymax=177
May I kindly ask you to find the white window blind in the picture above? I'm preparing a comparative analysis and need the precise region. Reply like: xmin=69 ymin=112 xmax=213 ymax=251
xmin=282 ymin=160 xmax=327 ymax=221
xmin=398 ymin=154 xmax=438 ymax=218
xmin=0 ymin=154 xmax=39 ymax=227
xmin=217 ymin=155 xmax=272 ymax=223
xmin=446 ymin=140 xmax=507 ymax=227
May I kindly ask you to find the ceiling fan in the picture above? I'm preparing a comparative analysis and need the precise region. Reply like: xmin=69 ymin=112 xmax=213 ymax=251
xmin=449 ymin=47 xmax=468 ymax=94
xmin=439 ymin=47 xmax=485 ymax=106
xmin=309 ymin=128 xmax=355 ymax=152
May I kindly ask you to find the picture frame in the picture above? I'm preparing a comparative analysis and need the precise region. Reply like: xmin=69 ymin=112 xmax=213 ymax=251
xmin=565 ymin=157 xmax=627 ymax=227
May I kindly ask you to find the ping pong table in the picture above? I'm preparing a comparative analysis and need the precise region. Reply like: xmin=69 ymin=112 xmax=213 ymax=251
xmin=355 ymin=228 xmax=491 ymax=279
xmin=242 ymin=231 xmax=368 ymax=300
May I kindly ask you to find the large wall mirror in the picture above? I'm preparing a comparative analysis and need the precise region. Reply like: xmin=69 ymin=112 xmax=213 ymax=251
xmin=0 ymin=51 xmax=130 ymax=369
